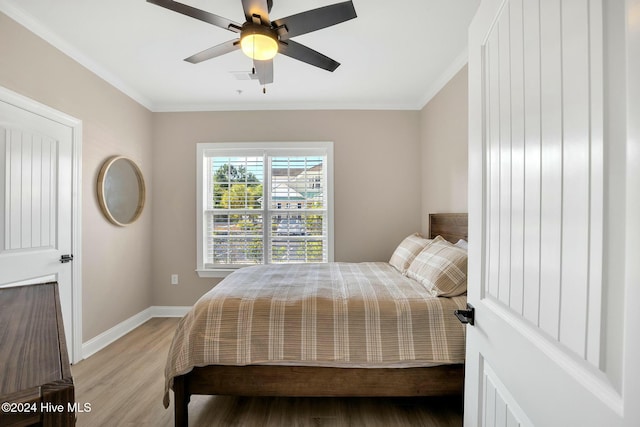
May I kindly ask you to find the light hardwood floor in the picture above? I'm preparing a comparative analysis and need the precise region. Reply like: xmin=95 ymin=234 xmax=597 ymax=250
xmin=71 ymin=318 xmax=463 ymax=426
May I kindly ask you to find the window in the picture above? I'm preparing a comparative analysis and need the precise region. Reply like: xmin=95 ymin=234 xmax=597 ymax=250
xmin=196 ymin=142 xmax=333 ymax=277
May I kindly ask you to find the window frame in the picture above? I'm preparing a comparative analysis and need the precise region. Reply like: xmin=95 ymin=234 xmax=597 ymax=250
xmin=196 ymin=141 xmax=334 ymax=278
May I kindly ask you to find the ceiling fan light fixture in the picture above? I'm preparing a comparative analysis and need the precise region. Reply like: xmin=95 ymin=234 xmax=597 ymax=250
xmin=240 ymin=25 xmax=278 ymax=60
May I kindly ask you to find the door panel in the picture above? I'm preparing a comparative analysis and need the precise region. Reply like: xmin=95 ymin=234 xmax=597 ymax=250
xmin=482 ymin=0 xmax=603 ymax=363
xmin=481 ymin=359 xmax=529 ymax=427
xmin=4 ymin=131 xmax=60 ymax=251
xmin=466 ymin=0 xmax=635 ymax=425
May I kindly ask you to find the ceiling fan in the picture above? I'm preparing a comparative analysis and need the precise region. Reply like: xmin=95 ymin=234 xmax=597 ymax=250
xmin=147 ymin=0 xmax=357 ymax=87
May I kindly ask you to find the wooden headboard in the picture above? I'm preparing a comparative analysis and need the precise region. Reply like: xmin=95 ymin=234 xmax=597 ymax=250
xmin=429 ymin=213 xmax=468 ymax=243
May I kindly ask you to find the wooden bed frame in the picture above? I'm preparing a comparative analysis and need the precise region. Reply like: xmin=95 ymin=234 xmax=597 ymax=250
xmin=171 ymin=213 xmax=468 ymax=427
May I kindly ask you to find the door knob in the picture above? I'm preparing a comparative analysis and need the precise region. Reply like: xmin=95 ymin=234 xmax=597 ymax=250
xmin=59 ymin=254 xmax=74 ymax=263
xmin=454 ymin=303 xmax=475 ymax=325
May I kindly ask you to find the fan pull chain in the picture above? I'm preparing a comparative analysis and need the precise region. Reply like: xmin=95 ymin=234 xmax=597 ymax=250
xmin=250 ymin=61 xmax=266 ymax=94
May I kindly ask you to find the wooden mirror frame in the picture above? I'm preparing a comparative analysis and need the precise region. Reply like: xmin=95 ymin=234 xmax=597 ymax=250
xmin=97 ymin=156 xmax=146 ymax=226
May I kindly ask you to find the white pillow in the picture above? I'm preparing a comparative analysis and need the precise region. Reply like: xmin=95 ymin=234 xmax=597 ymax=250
xmin=454 ymin=239 xmax=468 ymax=250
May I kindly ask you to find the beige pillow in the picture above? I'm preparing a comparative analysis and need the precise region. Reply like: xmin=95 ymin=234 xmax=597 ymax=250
xmin=389 ymin=233 xmax=432 ymax=274
xmin=406 ymin=236 xmax=468 ymax=297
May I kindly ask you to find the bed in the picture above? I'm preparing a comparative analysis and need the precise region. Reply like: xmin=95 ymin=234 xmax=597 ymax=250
xmin=165 ymin=213 xmax=468 ymax=427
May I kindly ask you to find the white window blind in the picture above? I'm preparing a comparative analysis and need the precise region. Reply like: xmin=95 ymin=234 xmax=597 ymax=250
xmin=197 ymin=142 xmax=333 ymax=276
xmin=206 ymin=155 xmax=264 ymax=265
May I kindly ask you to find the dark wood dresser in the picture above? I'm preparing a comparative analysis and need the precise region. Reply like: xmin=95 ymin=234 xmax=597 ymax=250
xmin=0 ymin=282 xmax=75 ymax=426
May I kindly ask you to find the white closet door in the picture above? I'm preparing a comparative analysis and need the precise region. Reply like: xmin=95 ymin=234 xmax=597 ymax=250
xmin=0 ymin=87 xmax=81 ymax=363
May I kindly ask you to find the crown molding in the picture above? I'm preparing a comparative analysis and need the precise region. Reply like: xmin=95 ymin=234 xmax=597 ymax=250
xmin=417 ymin=48 xmax=469 ymax=110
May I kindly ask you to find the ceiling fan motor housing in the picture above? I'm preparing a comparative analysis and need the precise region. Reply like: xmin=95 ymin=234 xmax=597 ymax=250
xmin=240 ymin=22 xmax=279 ymax=60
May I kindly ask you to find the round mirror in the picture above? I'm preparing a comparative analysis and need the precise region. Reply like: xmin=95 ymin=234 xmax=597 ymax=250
xmin=97 ymin=156 xmax=145 ymax=226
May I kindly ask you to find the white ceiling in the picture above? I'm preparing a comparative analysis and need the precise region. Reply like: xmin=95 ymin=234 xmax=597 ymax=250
xmin=0 ymin=0 xmax=480 ymax=112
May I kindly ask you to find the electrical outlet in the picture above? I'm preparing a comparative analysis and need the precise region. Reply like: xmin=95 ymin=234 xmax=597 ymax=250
xmin=171 ymin=274 xmax=179 ymax=285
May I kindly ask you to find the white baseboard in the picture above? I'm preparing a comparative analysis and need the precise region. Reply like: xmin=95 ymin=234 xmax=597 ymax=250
xmin=81 ymin=306 xmax=191 ymax=360
xmin=150 ymin=305 xmax=192 ymax=318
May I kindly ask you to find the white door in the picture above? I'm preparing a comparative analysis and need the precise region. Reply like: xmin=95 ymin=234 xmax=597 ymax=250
xmin=466 ymin=0 xmax=640 ymax=426
xmin=0 ymin=87 xmax=82 ymax=363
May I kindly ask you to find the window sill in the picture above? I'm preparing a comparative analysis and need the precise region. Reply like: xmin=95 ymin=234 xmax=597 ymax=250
xmin=196 ymin=269 xmax=237 ymax=278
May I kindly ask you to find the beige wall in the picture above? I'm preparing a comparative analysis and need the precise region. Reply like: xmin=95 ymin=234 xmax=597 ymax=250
xmin=419 ymin=65 xmax=469 ymax=234
xmin=151 ymin=110 xmax=422 ymax=305
xmin=0 ymin=12 xmax=154 ymax=341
